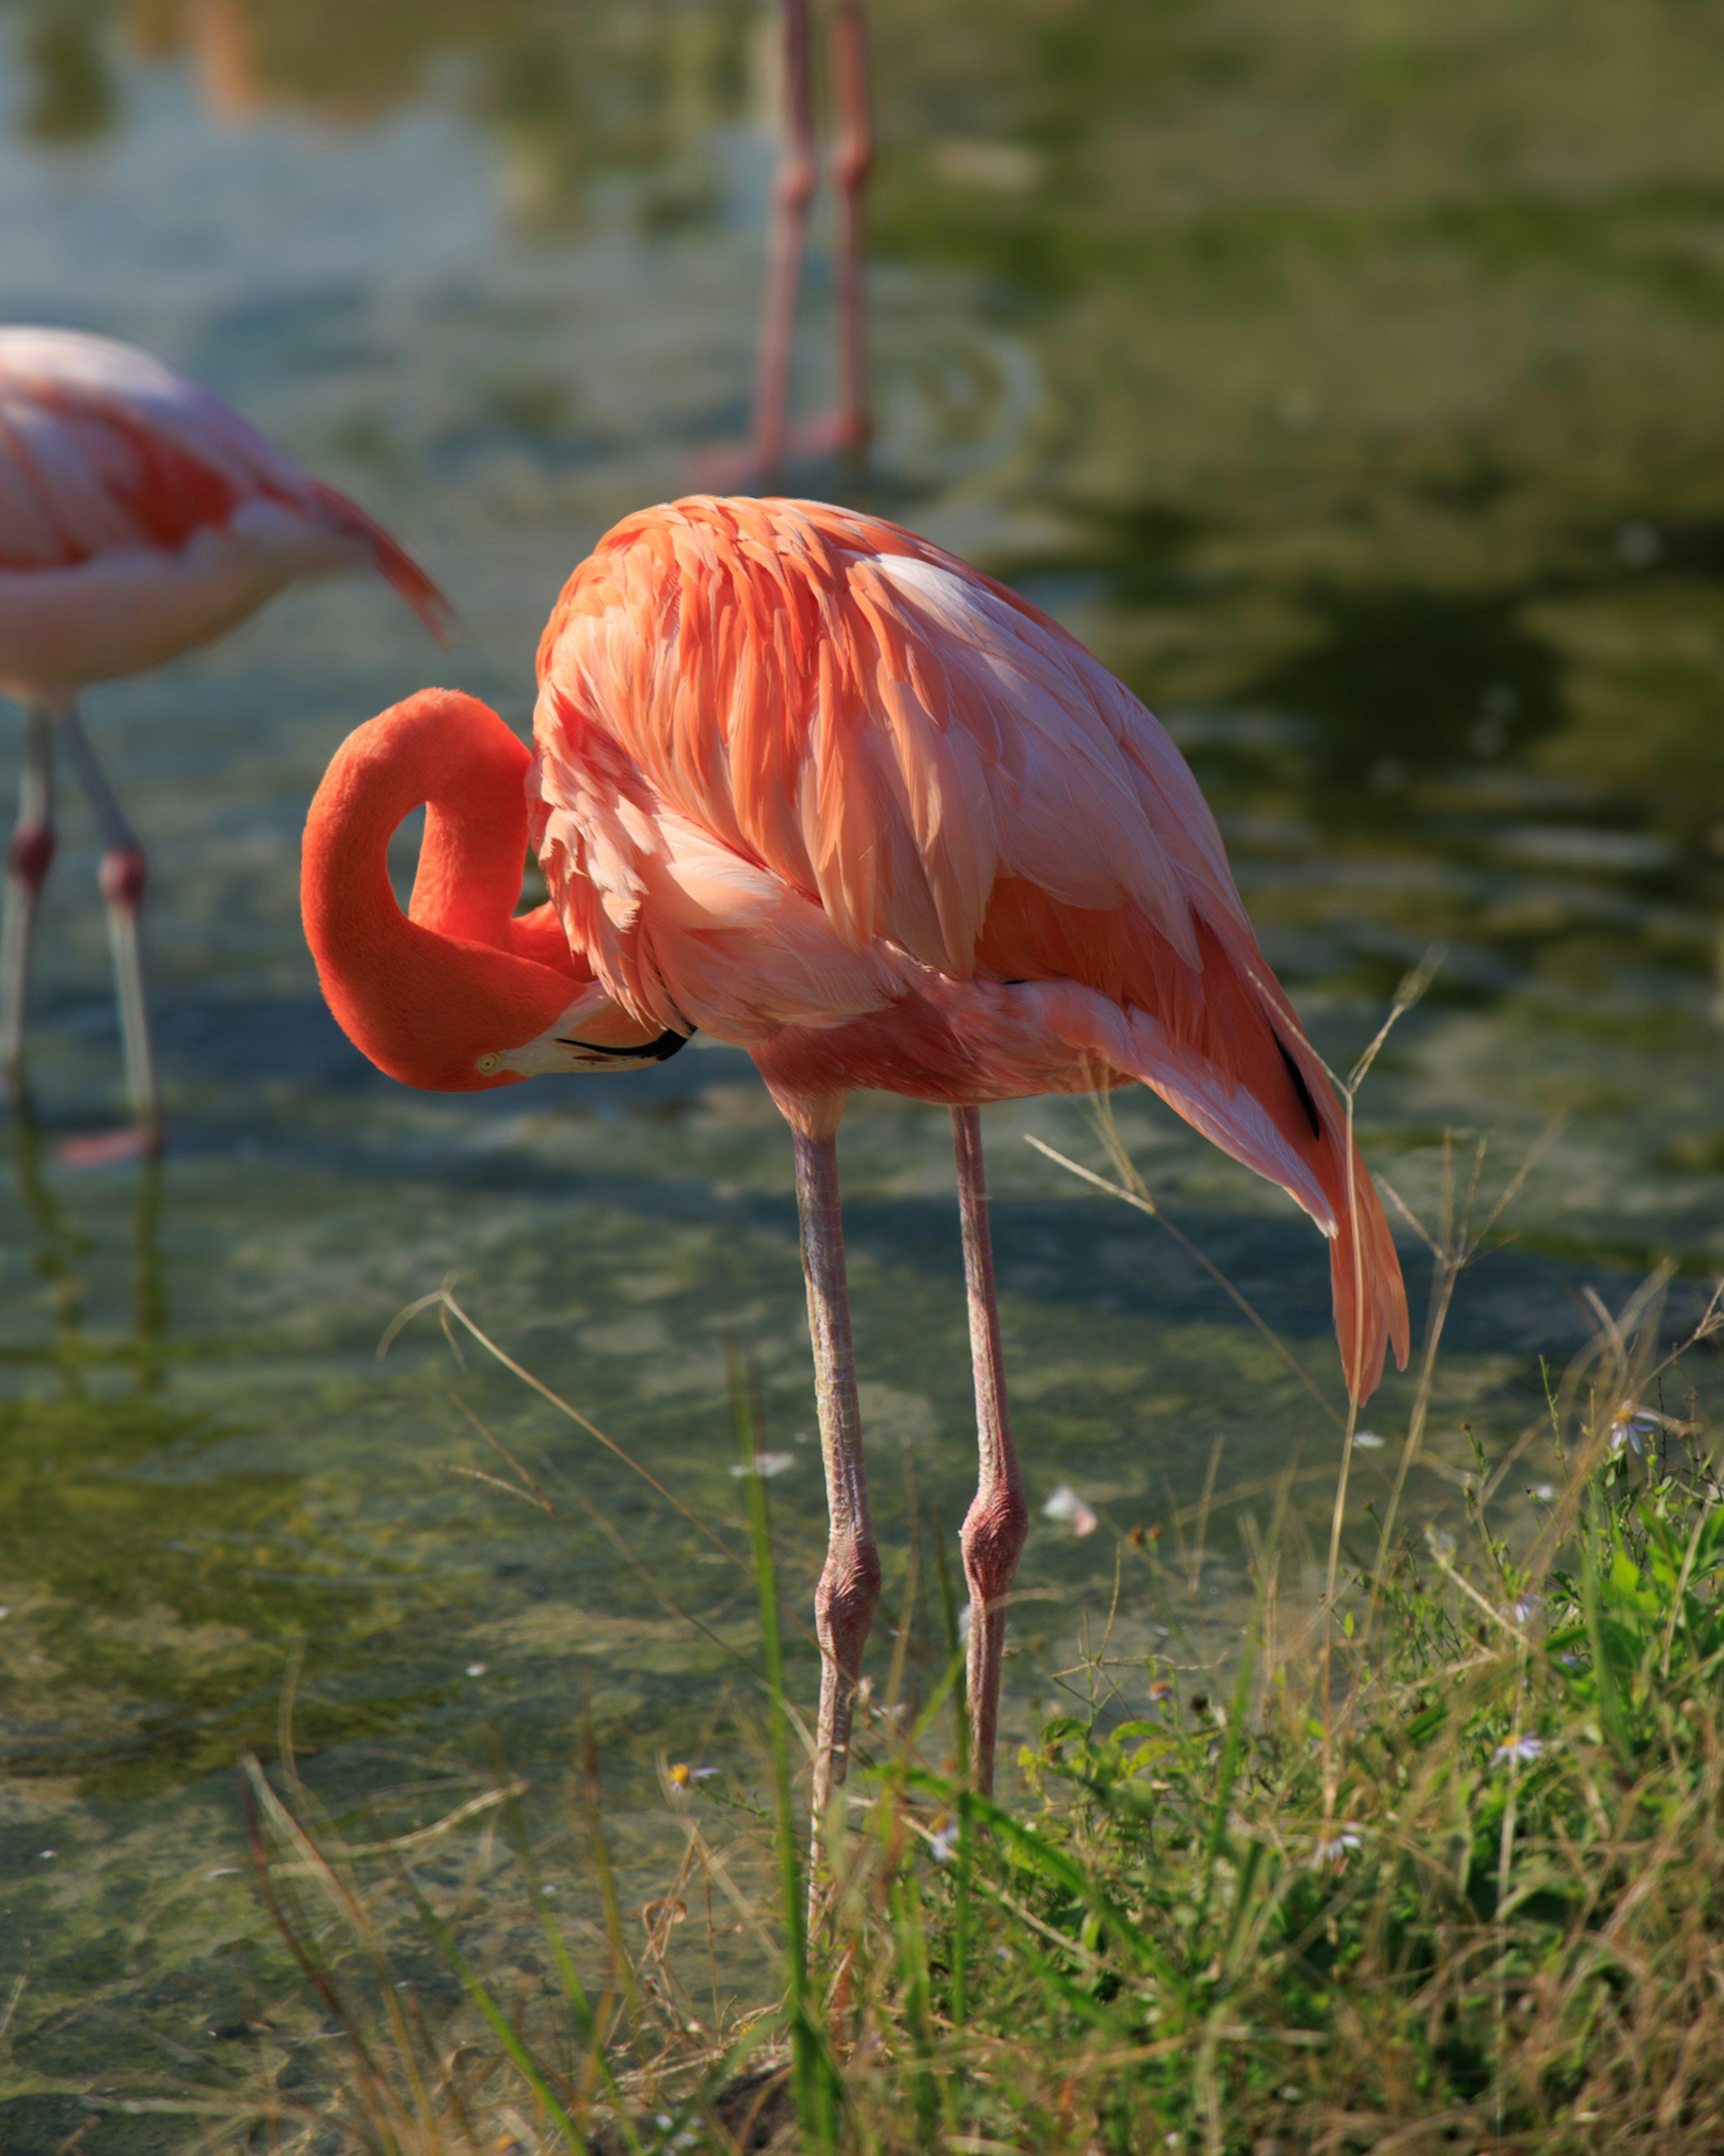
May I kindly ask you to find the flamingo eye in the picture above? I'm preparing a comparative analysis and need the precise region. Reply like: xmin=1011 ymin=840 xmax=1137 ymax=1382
xmin=475 ymin=1052 xmax=500 ymax=1074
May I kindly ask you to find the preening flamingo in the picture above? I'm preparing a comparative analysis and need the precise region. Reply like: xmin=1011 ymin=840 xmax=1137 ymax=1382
xmin=301 ymin=495 xmax=1409 ymax=1812
xmin=0 ymin=326 xmax=448 ymax=1150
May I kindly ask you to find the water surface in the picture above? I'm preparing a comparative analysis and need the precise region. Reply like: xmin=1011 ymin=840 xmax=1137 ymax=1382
xmin=4 ymin=0 xmax=1724 ymax=2137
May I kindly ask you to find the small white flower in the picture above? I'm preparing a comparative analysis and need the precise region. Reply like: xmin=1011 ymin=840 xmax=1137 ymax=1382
xmin=730 ymin=1451 xmax=796 ymax=1477
xmin=466 ymin=1662 xmax=487 ymax=1678
xmin=1512 ymin=1593 xmax=1542 ymax=1626
xmin=1353 ymin=1430 xmax=1386 ymax=1450
xmin=1311 ymin=1830 xmax=1363 ymax=1868
xmin=1531 ymin=1483 xmax=1555 ymax=1502
xmin=1043 ymin=1483 xmax=1099 ymax=1538
xmin=929 ymin=1818 xmax=960 ymax=1863
xmin=1609 ymin=1403 xmax=1660 ymax=1457
xmin=1492 ymin=1735 xmax=1544 ymax=1768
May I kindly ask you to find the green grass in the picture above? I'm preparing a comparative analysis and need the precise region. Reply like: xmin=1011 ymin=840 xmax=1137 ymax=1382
xmin=159 ymin=1235 xmax=1724 ymax=2156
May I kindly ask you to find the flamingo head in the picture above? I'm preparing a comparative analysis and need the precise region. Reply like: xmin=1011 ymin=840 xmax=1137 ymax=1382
xmin=301 ymin=688 xmax=689 ymax=1093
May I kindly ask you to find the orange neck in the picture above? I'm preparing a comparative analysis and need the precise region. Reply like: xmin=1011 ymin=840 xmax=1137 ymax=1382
xmin=301 ymin=688 xmax=589 ymax=1091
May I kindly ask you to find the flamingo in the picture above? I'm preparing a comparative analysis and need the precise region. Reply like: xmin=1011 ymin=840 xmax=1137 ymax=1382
xmin=0 ymin=326 xmax=448 ymax=1151
xmin=300 ymin=494 xmax=1408 ymax=1814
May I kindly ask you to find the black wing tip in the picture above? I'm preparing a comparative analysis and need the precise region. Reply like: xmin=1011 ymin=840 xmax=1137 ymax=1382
xmin=1272 ymin=1030 xmax=1323 ymax=1142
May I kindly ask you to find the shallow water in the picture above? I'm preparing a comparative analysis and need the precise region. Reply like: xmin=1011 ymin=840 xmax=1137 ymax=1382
xmin=3 ymin=0 xmax=1724 ymax=2137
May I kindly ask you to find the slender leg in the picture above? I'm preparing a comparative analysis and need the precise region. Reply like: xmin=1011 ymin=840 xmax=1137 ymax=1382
xmin=2 ymin=704 xmax=58 ymax=1106
xmin=752 ymin=0 xmax=817 ymax=483
xmin=58 ymin=705 xmax=160 ymax=1147
xmin=829 ymin=0 xmax=872 ymax=464
xmin=952 ymin=1105 xmax=1028 ymax=1794
xmin=793 ymin=1128 xmax=882 ymax=1841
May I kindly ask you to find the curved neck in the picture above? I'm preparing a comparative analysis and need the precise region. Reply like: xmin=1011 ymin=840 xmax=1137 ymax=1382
xmin=301 ymin=688 xmax=585 ymax=1090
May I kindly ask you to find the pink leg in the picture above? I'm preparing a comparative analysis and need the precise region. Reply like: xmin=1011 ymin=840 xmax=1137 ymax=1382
xmin=953 ymin=1105 xmax=1027 ymax=1794
xmin=828 ymin=0 xmax=872 ymax=463
xmin=751 ymin=0 xmax=817 ymax=484
xmin=60 ymin=705 xmax=160 ymax=1150
xmin=1 ymin=704 xmax=57 ymax=1104
xmin=792 ymin=1128 xmax=881 ymax=1835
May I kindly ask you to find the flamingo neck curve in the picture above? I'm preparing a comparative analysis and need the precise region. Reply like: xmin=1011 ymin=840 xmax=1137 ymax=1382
xmin=300 ymin=687 xmax=603 ymax=1092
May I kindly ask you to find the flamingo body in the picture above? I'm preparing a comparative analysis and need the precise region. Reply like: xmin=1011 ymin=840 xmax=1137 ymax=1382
xmin=1 ymin=327 xmax=447 ymax=1143
xmin=530 ymin=497 xmax=1406 ymax=1398
xmin=0 ymin=328 xmax=444 ymax=700
xmin=302 ymin=494 xmax=1408 ymax=1811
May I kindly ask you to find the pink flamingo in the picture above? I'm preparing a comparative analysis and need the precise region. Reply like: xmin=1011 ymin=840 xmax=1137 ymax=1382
xmin=0 ymin=326 xmax=447 ymax=1151
xmin=301 ymin=495 xmax=1408 ymax=1811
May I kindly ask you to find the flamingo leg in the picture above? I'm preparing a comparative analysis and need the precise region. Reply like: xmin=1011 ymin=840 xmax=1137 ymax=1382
xmin=59 ymin=705 xmax=160 ymax=1149
xmin=829 ymin=0 xmax=872 ymax=465
xmin=1 ymin=703 xmax=58 ymax=1105
xmin=752 ymin=0 xmax=817 ymax=483
xmin=952 ymin=1105 xmax=1027 ymax=1794
xmin=793 ymin=1127 xmax=881 ymax=1844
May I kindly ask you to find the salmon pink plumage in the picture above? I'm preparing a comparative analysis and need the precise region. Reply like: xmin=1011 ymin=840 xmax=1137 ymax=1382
xmin=302 ymin=494 xmax=1408 ymax=1817
xmin=531 ymin=498 xmax=1405 ymax=1396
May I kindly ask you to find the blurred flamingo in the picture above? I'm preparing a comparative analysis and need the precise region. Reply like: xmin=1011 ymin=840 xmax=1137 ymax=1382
xmin=749 ymin=0 xmax=871 ymax=481
xmin=0 ymin=326 xmax=447 ymax=1152
xmin=301 ymin=495 xmax=1407 ymax=1812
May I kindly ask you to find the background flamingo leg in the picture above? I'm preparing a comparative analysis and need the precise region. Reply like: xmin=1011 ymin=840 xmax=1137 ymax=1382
xmin=1 ymin=703 xmax=59 ymax=1105
xmin=952 ymin=1104 xmax=1028 ymax=1794
xmin=751 ymin=0 xmax=817 ymax=483
xmin=828 ymin=0 xmax=872 ymax=464
xmin=59 ymin=706 xmax=161 ymax=1149
xmin=792 ymin=1127 xmax=882 ymax=1854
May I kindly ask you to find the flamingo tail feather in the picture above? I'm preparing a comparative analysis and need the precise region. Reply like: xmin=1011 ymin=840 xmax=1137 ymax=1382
xmin=308 ymin=480 xmax=450 ymax=639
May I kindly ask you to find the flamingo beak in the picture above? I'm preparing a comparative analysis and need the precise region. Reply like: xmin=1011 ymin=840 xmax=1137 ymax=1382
xmin=478 ymin=984 xmax=692 ymax=1080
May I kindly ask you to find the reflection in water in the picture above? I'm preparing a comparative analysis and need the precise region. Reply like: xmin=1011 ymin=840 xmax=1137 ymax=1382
xmin=18 ymin=5 xmax=115 ymax=142
xmin=5 ymin=1111 xmax=168 ymax=1393
xmin=7 ymin=1105 xmax=89 ymax=1386
xmin=101 ymin=0 xmax=760 ymax=240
